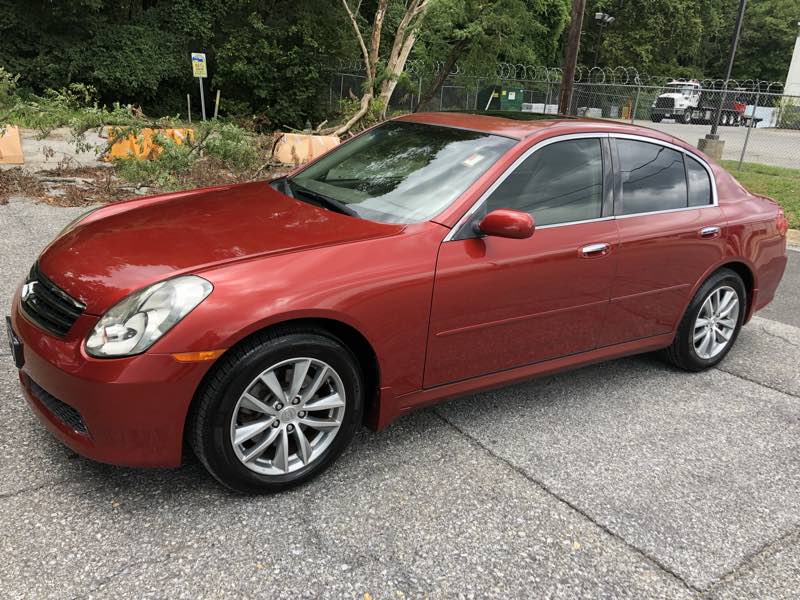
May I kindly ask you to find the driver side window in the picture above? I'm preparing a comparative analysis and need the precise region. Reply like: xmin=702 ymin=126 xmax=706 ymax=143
xmin=483 ymin=138 xmax=604 ymax=226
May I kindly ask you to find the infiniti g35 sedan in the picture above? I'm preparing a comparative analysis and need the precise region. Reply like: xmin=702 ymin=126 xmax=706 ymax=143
xmin=7 ymin=112 xmax=788 ymax=493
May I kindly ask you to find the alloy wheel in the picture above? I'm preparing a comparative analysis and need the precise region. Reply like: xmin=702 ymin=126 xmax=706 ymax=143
xmin=693 ymin=285 xmax=739 ymax=359
xmin=230 ymin=357 xmax=346 ymax=475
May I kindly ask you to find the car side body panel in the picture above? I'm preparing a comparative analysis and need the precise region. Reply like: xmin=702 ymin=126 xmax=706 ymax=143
xmin=425 ymin=219 xmax=619 ymax=386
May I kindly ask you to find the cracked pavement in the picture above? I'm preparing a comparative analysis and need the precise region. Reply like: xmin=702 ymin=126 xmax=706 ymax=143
xmin=1 ymin=196 xmax=798 ymax=599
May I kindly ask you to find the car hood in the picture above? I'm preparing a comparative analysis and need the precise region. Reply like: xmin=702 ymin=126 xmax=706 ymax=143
xmin=38 ymin=182 xmax=403 ymax=314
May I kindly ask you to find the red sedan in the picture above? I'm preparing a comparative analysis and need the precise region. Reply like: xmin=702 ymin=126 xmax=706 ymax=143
xmin=7 ymin=113 xmax=788 ymax=493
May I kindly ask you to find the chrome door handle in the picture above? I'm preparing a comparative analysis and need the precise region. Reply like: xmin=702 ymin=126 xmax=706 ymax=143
xmin=581 ymin=242 xmax=610 ymax=257
xmin=699 ymin=226 xmax=721 ymax=238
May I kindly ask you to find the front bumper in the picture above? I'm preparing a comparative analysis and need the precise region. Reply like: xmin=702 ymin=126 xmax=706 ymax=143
xmin=9 ymin=295 xmax=213 ymax=467
xmin=651 ymin=107 xmax=687 ymax=116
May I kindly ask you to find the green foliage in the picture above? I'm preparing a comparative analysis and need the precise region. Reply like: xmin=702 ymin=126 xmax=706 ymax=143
xmin=0 ymin=0 xmax=351 ymax=129
xmin=337 ymin=97 xmax=388 ymax=131
xmin=114 ymin=135 xmax=197 ymax=189
xmin=582 ymin=0 xmax=796 ymax=81
xmin=417 ymin=0 xmax=571 ymax=74
xmin=0 ymin=67 xmax=20 ymax=107
xmin=203 ymin=122 xmax=260 ymax=169
xmin=0 ymin=0 xmax=796 ymax=135
xmin=113 ymin=122 xmax=262 ymax=190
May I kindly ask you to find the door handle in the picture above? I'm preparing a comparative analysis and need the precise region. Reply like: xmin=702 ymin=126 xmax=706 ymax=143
xmin=581 ymin=242 xmax=610 ymax=258
xmin=699 ymin=226 xmax=721 ymax=239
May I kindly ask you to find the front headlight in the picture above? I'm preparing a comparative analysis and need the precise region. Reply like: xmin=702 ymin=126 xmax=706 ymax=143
xmin=86 ymin=275 xmax=213 ymax=358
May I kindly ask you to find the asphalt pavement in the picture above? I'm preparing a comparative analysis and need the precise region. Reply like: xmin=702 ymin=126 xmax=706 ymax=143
xmin=1 ymin=196 xmax=798 ymax=599
xmin=615 ymin=120 xmax=800 ymax=170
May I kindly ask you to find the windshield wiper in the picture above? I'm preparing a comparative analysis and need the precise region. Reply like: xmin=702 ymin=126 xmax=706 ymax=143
xmin=287 ymin=180 xmax=359 ymax=217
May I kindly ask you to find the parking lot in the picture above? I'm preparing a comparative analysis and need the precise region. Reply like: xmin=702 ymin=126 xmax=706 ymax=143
xmin=624 ymin=120 xmax=800 ymax=169
xmin=1 ymin=196 xmax=799 ymax=599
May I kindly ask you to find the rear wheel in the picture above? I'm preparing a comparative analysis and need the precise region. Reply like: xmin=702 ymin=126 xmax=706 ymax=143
xmin=189 ymin=328 xmax=364 ymax=493
xmin=663 ymin=268 xmax=746 ymax=372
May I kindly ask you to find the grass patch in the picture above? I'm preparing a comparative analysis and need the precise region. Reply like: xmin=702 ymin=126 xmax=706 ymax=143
xmin=721 ymin=160 xmax=800 ymax=229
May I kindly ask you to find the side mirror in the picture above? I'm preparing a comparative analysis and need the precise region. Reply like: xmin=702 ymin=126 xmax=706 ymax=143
xmin=477 ymin=209 xmax=535 ymax=239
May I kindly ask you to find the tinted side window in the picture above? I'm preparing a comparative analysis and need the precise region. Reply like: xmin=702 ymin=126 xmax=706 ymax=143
xmin=618 ymin=140 xmax=687 ymax=215
xmin=686 ymin=155 xmax=712 ymax=206
xmin=484 ymin=139 xmax=603 ymax=226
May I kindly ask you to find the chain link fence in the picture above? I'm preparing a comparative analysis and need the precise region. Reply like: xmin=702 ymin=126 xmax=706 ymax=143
xmin=326 ymin=63 xmax=800 ymax=170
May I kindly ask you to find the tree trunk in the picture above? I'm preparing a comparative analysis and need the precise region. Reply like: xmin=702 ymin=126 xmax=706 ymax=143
xmin=414 ymin=38 xmax=469 ymax=112
xmin=333 ymin=0 xmax=429 ymax=133
xmin=333 ymin=91 xmax=373 ymax=137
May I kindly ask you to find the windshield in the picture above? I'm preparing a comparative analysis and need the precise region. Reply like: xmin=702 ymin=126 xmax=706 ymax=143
xmin=665 ymin=84 xmax=696 ymax=95
xmin=289 ymin=121 xmax=516 ymax=224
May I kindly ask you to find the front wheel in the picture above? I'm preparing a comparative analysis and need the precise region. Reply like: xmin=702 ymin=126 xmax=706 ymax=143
xmin=682 ymin=109 xmax=692 ymax=124
xmin=663 ymin=268 xmax=746 ymax=372
xmin=189 ymin=329 xmax=364 ymax=493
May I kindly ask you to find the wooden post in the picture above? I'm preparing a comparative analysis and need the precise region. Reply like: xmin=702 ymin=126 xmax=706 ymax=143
xmin=559 ymin=0 xmax=586 ymax=115
xmin=213 ymin=89 xmax=221 ymax=119
xmin=187 ymin=94 xmax=192 ymax=123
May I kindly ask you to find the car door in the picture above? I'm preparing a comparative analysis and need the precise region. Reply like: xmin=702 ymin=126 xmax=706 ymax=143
xmin=598 ymin=135 xmax=727 ymax=346
xmin=424 ymin=134 xmax=619 ymax=388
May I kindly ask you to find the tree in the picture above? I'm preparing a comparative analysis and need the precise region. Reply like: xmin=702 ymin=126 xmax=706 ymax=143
xmin=413 ymin=0 xmax=570 ymax=111
xmin=334 ymin=0 xmax=430 ymax=135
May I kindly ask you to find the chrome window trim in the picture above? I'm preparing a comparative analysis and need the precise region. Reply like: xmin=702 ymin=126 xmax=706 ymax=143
xmin=442 ymin=130 xmax=719 ymax=242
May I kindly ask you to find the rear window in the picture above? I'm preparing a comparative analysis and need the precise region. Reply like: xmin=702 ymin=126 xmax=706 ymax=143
xmin=686 ymin=155 xmax=713 ymax=206
xmin=618 ymin=139 xmax=687 ymax=215
xmin=290 ymin=121 xmax=515 ymax=224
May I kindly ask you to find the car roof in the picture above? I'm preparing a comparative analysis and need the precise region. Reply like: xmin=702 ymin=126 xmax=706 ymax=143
xmin=395 ymin=111 xmax=682 ymax=145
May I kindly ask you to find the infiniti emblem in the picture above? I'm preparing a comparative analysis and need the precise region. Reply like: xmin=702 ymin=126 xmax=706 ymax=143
xmin=21 ymin=281 xmax=37 ymax=301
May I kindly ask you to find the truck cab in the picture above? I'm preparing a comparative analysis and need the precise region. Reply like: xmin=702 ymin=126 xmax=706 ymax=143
xmin=650 ymin=80 xmax=701 ymax=123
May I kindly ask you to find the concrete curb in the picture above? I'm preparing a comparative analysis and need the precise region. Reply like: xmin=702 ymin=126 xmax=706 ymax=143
xmin=788 ymin=229 xmax=800 ymax=247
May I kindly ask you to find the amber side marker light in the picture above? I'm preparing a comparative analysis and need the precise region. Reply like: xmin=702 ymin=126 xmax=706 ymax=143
xmin=172 ymin=349 xmax=226 ymax=362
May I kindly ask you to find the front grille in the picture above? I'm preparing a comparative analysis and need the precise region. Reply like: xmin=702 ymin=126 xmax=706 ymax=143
xmin=655 ymin=96 xmax=675 ymax=109
xmin=29 ymin=379 xmax=88 ymax=435
xmin=20 ymin=263 xmax=85 ymax=337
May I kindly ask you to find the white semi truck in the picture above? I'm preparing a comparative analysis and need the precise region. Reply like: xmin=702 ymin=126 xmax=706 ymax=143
xmin=649 ymin=80 xmax=759 ymax=126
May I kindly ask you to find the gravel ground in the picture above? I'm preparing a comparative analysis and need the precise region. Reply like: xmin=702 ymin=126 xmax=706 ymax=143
xmin=1 ymin=196 xmax=798 ymax=599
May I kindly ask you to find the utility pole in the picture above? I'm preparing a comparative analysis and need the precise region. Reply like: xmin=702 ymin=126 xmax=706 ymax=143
xmin=559 ymin=0 xmax=586 ymax=115
xmin=710 ymin=0 xmax=747 ymax=136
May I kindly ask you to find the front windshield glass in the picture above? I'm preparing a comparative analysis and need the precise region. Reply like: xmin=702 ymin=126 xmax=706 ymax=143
xmin=289 ymin=121 xmax=516 ymax=224
xmin=665 ymin=84 xmax=695 ymax=95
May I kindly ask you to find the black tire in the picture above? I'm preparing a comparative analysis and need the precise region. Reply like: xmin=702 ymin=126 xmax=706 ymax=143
xmin=188 ymin=328 xmax=364 ymax=493
xmin=650 ymin=114 xmax=663 ymax=123
xmin=663 ymin=268 xmax=746 ymax=372
xmin=682 ymin=109 xmax=692 ymax=124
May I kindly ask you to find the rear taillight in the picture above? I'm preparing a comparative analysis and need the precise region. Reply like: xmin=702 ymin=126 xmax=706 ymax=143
xmin=776 ymin=209 xmax=789 ymax=237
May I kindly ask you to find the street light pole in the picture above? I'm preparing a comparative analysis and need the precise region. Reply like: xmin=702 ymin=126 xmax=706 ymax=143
xmin=698 ymin=0 xmax=747 ymax=160
xmin=593 ymin=13 xmax=615 ymax=69
xmin=710 ymin=0 xmax=748 ymax=136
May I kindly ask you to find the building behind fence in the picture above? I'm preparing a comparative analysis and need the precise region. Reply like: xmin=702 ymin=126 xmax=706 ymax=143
xmin=327 ymin=63 xmax=800 ymax=169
